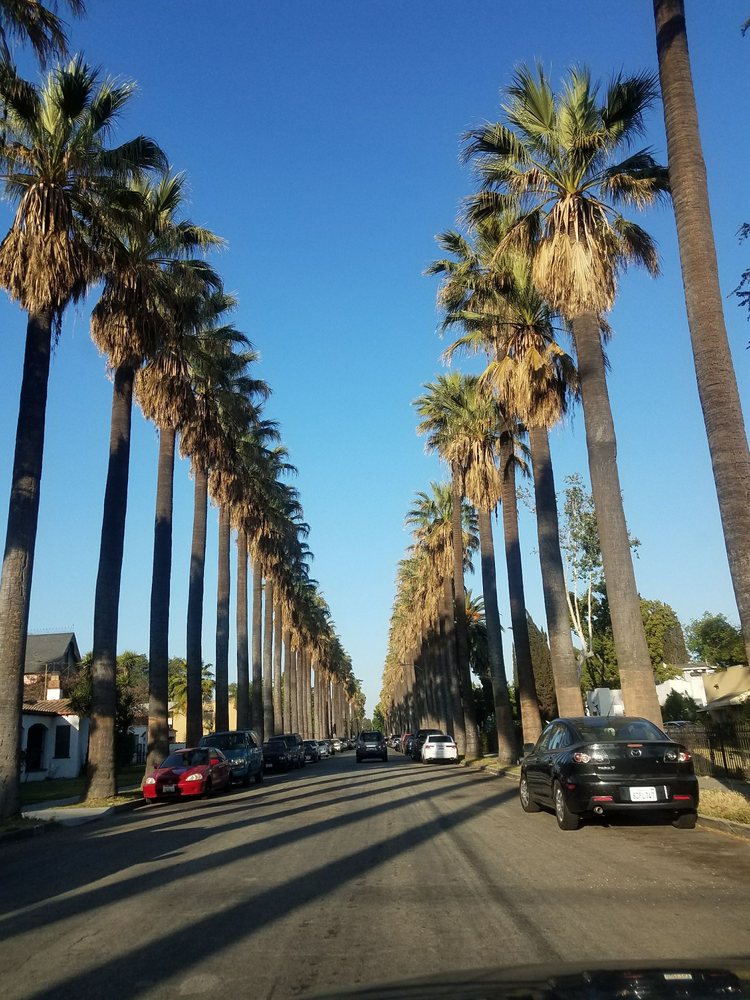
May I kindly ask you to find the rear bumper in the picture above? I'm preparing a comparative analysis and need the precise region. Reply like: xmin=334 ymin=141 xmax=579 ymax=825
xmin=565 ymin=776 xmax=699 ymax=815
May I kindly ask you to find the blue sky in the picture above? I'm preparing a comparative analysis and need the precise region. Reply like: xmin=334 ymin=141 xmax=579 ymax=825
xmin=0 ymin=1 xmax=748 ymax=715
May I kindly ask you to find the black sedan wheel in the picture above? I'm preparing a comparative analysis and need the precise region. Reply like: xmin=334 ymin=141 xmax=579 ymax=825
xmin=554 ymin=780 xmax=580 ymax=831
xmin=254 ymin=770 xmax=264 ymax=785
xmin=519 ymin=775 xmax=540 ymax=813
xmin=672 ymin=811 xmax=697 ymax=829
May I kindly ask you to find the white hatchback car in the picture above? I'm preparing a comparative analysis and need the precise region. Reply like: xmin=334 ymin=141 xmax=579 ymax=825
xmin=421 ymin=734 xmax=458 ymax=763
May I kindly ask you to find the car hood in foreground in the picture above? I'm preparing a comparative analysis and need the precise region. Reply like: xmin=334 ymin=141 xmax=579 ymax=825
xmin=304 ymin=959 xmax=750 ymax=999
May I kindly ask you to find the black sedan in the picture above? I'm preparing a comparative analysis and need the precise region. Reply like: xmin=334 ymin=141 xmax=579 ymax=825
xmin=519 ymin=716 xmax=699 ymax=831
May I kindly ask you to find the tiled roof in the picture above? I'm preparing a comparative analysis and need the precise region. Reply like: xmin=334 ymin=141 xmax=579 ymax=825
xmin=22 ymin=699 xmax=75 ymax=716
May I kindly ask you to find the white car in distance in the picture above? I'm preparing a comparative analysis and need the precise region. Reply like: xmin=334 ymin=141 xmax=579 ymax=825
xmin=421 ymin=734 xmax=458 ymax=764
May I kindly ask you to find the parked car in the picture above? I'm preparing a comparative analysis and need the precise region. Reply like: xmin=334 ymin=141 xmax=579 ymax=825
xmin=318 ymin=739 xmax=331 ymax=758
xmin=520 ymin=716 xmax=699 ymax=831
xmin=356 ymin=730 xmax=388 ymax=763
xmin=410 ymin=728 xmax=444 ymax=761
xmin=198 ymin=729 xmax=263 ymax=787
xmin=303 ymin=739 xmax=321 ymax=762
xmin=399 ymin=733 xmax=412 ymax=754
xmin=389 ymin=735 xmax=402 ymax=749
xmin=421 ymin=733 xmax=458 ymax=764
xmin=331 ymin=737 xmax=343 ymax=753
xmin=277 ymin=732 xmax=306 ymax=768
xmin=263 ymin=736 xmax=294 ymax=772
xmin=143 ymin=747 xmax=231 ymax=801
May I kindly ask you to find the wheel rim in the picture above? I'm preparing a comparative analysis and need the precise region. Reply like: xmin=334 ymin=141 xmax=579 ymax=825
xmin=520 ymin=778 xmax=529 ymax=807
xmin=555 ymin=786 xmax=564 ymax=821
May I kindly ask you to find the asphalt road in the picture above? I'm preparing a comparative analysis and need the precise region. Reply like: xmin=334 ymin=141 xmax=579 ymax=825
xmin=1 ymin=751 xmax=749 ymax=998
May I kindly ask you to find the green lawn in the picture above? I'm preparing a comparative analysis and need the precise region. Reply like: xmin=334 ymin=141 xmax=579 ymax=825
xmin=20 ymin=764 xmax=144 ymax=806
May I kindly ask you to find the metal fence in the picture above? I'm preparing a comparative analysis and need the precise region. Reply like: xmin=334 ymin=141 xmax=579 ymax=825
xmin=676 ymin=723 xmax=750 ymax=781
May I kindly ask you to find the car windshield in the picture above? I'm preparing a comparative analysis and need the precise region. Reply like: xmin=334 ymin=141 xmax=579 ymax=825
xmin=160 ymin=750 xmax=209 ymax=768
xmin=573 ymin=718 xmax=667 ymax=743
xmin=201 ymin=733 xmax=244 ymax=751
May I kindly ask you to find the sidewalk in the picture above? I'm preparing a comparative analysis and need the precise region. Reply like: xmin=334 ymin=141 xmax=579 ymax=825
xmin=20 ymin=783 xmax=144 ymax=827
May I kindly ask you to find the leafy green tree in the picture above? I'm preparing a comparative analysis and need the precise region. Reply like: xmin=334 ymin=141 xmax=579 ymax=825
xmin=641 ymin=600 xmax=689 ymax=669
xmin=372 ymin=706 xmax=385 ymax=733
xmin=661 ymin=690 xmax=700 ymax=723
xmin=685 ymin=613 xmax=747 ymax=668
xmin=69 ymin=651 xmax=147 ymax=771
xmin=167 ymin=657 xmax=215 ymax=715
xmin=526 ymin=613 xmax=558 ymax=722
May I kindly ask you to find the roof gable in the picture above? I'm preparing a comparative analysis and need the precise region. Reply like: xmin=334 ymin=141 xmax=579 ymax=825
xmin=24 ymin=633 xmax=80 ymax=674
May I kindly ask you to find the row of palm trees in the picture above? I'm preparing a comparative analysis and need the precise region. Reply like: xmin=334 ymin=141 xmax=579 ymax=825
xmin=381 ymin=4 xmax=750 ymax=754
xmin=0 ymin=8 xmax=361 ymax=820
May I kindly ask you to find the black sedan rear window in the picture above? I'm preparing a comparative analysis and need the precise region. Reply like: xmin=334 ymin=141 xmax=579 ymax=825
xmin=573 ymin=718 xmax=666 ymax=743
xmin=360 ymin=732 xmax=382 ymax=741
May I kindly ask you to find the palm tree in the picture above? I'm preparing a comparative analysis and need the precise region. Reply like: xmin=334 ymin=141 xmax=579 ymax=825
xmin=0 ymin=59 xmax=164 ymax=818
xmin=415 ymin=380 xmax=485 ymax=757
xmin=406 ymin=482 xmax=479 ymax=753
xmin=433 ymin=222 xmax=583 ymax=719
xmin=414 ymin=366 xmax=517 ymax=759
xmin=180 ymin=323 xmax=265 ymax=748
xmin=85 ymin=174 xmax=221 ymax=799
xmin=464 ymin=65 xmax=667 ymax=723
xmin=0 ymin=0 xmax=83 ymax=67
xmin=653 ymin=0 xmax=750 ymax=665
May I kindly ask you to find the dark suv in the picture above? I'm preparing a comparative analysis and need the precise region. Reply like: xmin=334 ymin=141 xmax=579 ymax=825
xmin=410 ymin=728 xmax=444 ymax=761
xmin=356 ymin=731 xmax=388 ymax=763
xmin=199 ymin=730 xmax=263 ymax=786
xmin=277 ymin=733 xmax=306 ymax=769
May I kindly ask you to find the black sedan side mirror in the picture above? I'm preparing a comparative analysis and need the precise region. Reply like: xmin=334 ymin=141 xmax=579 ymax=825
xmin=522 ymin=743 xmax=536 ymax=756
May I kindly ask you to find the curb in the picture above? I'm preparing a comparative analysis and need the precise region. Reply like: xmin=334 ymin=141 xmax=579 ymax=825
xmin=697 ymin=814 xmax=750 ymax=842
xmin=0 ymin=821 xmax=56 ymax=844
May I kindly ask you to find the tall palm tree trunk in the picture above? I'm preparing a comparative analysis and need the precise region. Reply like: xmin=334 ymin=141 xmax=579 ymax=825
xmin=654 ymin=0 xmax=750 ymax=665
xmin=573 ymin=313 xmax=662 ymax=723
xmin=251 ymin=559 xmax=263 ymax=739
xmin=236 ymin=529 xmax=249 ymax=729
xmin=146 ymin=426 xmax=175 ymax=776
xmin=289 ymin=647 xmax=299 ymax=733
xmin=500 ymin=443 xmax=542 ymax=745
xmin=441 ymin=575 xmax=467 ymax=752
xmin=86 ymin=364 xmax=135 ymax=800
xmin=314 ymin=667 xmax=322 ymax=739
xmin=528 ymin=426 xmax=583 ymax=717
xmin=186 ymin=468 xmax=208 ymax=747
xmin=477 ymin=507 xmax=517 ymax=762
xmin=450 ymin=476 xmax=481 ymax=757
xmin=214 ymin=505 xmax=230 ymax=733
xmin=0 ymin=308 xmax=53 ymax=820
xmin=282 ymin=629 xmax=292 ymax=732
xmin=263 ymin=577 xmax=274 ymax=739
xmin=299 ymin=650 xmax=308 ymax=737
xmin=273 ymin=597 xmax=283 ymax=733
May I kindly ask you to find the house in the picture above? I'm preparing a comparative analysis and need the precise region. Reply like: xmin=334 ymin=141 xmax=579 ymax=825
xmin=24 ymin=632 xmax=81 ymax=701
xmin=21 ymin=632 xmax=87 ymax=780
xmin=21 ymin=699 xmax=89 ymax=781
xmin=702 ymin=664 xmax=750 ymax=720
xmin=586 ymin=688 xmax=624 ymax=717
xmin=656 ymin=663 xmax=714 ymax=708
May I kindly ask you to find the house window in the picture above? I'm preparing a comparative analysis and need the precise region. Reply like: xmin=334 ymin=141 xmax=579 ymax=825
xmin=54 ymin=725 xmax=71 ymax=759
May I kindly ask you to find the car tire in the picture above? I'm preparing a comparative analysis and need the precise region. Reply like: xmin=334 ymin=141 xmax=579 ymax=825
xmin=242 ymin=771 xmax=251 ymax=788
xmin=356 ymin=755 xmax=362 ymax=763
xmin=204 ymin=779 xmax=213 ymax=798
xmin=672 ymin=811 xmax=697 ymax=829
xmin=383 ymin=753 xmax=388 ymax=762
xmin=553 ymin=780 xmax=580 ymax=830
xmin=519 ymin=774 xmax=541 ymax=813
xmin=254 ymin=769 xmax=264 ymax=785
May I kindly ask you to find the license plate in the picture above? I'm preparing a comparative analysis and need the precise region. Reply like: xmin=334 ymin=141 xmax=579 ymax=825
xmin=630 ymin=786 xmax=657 ymax=802
xmin=162 ymin=784 xmax=175 ymax=793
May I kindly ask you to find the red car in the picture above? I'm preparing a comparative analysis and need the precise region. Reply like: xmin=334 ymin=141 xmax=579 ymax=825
xmin=143 ymin=747 xmax=232 ymax=801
